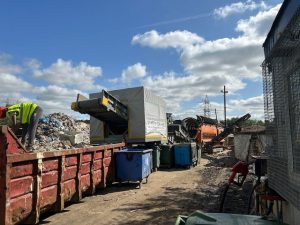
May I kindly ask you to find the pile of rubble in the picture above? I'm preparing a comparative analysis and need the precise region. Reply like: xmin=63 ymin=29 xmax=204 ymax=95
xmin=33 ymin=113 xmax=90 ymax=151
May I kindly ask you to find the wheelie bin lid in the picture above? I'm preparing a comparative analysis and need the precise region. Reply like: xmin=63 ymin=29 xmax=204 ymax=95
xmin=116 ymin=148 xmax=153 ymax=154
xmin=175 ymin=210 xmax=288 ymax=225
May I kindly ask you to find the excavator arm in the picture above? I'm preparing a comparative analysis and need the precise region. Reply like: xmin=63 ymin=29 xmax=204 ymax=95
xmin=203 ymin=113 xmax=251 ymax=153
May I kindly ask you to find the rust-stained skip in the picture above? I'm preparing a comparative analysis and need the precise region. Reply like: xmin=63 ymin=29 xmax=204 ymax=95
xmin=0 ymin=125 xmax=124 ymax=225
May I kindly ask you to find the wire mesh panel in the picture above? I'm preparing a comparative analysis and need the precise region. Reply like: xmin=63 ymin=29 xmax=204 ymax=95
xmin=262 ymin=60 xmax=278 ymax=157
xmin=262 ymin=61 xmax=274 ymax=123
xmin=262 ymin=5 xmax=300 ymax=209
xmin=273 ymin=57 xmax=289 ymax=159
xmin=289 ymin=67 xmax=300 ymax=172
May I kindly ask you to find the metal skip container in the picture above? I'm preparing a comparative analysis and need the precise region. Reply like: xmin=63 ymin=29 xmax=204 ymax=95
xmin=0 ymin=125 xmax=124 ymax=225
xmin=89 ymin=86 xmax=168 ymax=144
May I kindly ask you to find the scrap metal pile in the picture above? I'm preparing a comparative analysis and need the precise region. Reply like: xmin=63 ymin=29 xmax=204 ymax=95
xmin=33 ymin=113 xmax=90 ymax=151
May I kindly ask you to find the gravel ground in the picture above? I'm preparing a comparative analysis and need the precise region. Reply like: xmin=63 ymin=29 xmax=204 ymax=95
xmin=40 ymin=149 xmax=254 ymax=225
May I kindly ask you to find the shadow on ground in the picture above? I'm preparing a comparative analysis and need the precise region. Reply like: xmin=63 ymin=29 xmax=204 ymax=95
xmin=38 ymin=152 xmax=254 ymax=225
xmin=39 ymin=209 xmax=70 ymax=224
xmin=111 ymin=152 xmax=253 ymax=225
xmin=112 ymin=186 xmax=220 ymax=225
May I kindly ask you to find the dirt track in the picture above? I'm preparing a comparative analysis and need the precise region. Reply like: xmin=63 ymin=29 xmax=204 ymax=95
xmin=40 ymin=150 xmax=252 ymax=225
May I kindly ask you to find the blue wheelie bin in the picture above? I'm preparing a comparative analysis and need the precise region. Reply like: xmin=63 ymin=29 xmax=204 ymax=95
xmin=115 ymin=148 xmax=152 ymax=188
xmin=173 ymin=143 xmax=198 ymax=168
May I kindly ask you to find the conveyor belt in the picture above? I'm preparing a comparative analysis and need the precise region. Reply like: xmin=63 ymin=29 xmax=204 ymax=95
xmin=71 ymin=90 xmax=128 ymax=124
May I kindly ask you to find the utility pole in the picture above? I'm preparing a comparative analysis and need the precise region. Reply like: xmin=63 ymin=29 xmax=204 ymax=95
xmin=221 ymin=85 xmax=228 ymax=128
xmin=215 ymin=108 xmax=218 ymax=129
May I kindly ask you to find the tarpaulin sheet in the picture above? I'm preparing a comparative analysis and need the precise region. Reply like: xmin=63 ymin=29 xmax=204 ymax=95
xmin=234 ymin=134 xmax=251 ymax=161
xmin=258 ymin=134 xmax=273 ymax=153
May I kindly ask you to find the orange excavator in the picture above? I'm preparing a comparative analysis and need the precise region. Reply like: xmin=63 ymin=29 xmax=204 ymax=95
xmin=182 ymin=113 xmax=251 ymax=153
xmin=182 ymin=116 xmax=220 ymax=149
xmin=194 ymin=116 xmax=223 ymax=147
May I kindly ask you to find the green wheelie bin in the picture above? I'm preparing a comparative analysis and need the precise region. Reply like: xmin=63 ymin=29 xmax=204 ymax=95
xmin=160 ymin=144 xmax=173 ymax=168
xmin=152 ymin=145 xmax=161 ymax=172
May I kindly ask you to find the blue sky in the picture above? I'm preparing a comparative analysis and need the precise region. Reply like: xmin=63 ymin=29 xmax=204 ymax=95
xmin=0 ymin=0 xmax=283 ymax=119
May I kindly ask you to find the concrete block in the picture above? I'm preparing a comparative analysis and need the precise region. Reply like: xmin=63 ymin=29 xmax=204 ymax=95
xmin=59 ymin=131 xmax=84 ymax=145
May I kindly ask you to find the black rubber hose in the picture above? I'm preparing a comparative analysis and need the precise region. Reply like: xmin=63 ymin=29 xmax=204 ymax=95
xmin=247 ymin=182 xmax=260 ymax=215
xmin=219 ymin=183 xmax=230 ymax=212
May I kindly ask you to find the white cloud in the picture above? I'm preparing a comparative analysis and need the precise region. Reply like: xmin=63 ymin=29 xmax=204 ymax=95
xmin=132 ymin=30 xmax=204 ymax=49
xmin=108 ymin=63 xmax=147 ymax=83
xmin=173 ymin=100 xmax=224 ymax=120
xmin=0 ymin=73 xmax=33 ymax=105
xmin=172 ymin=95 xmax=264 ymax=120
xmin=132 ymin=4 xmax=280 ymax=119
xmin=143 ymin=72 xmax=246 ymax=113
xmin=214 ymin=0 xmax=269 ymax=18
xmin=182 ymin=4 xmax=281 ymax=81
xmin=0 ymin=73 xmax=83 ymax=115
xmin=0 ymin=55 xmax=32 ymax=105
xmin=0 ymin=56 xmax=100 ymax=116
xmin=108 ymin=78 xmax=119 ymax=84
xmin=0 ymin=73 xmax=32 ymax=92
xmin=235 ymin=4 xmax=281 ymax=37
xmin=230 ymin=95 xmax=263 ymax=109
xmin=25 ymin=58 xmax=41 ymax=71
xmin=33 ymin=85 xmax=86 ymax=114
xmin=0 ymin=53 xmax=22 ymax=74
xmin=229 ymin=95 xmax=264 ymax=119
xmin=31 ymin=58 xmax=102 ymax=90
xmin=121 ymin=63 xmax=147 ymax=82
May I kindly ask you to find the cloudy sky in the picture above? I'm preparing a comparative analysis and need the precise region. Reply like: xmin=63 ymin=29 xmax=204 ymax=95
xmin=0 ymin=0 xmax=282 ymax=120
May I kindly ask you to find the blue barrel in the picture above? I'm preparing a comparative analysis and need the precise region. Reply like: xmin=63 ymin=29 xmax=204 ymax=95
xmin=115 ymin=148 xmax=152 ymax=183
